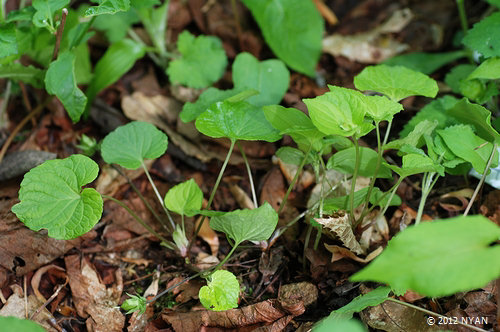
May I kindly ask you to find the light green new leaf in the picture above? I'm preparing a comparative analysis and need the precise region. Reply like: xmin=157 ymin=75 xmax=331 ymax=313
xmin=467 ymin=57 xmax=500 ymax=80
xmin=45 ymin=51 xmax=87 ymax=123
xmin=313 ymin=318 xmax=367 ymax=332
xmin=86 ymin=38 xmax=145 ymax=110
xmin=327 ymin=146 xmax=392 ymax=178
xmin=0 ymin=317 xmax=45 ymax=332
xmin=447 ymin=98 xmax=500 ymax=145
xmin=11 ymin=154 xmax=103 ymax=240
xmin=437 ymin=125 xmax=498 ymax=174
xmin=210 ymin=203 xmax=278 ymax=246
xmin=388 ymin=154 xmax=444 ymax=178
xmin=304 ymin=86 xmax=370 ymax=137
xmin=84 ymin=0 xmax=130 ymax=17
xmin=351 ymin=216 xmax=500 ymax=297
xmin=364 ymin=95 xmax=403 ymax=123
xmin=101 ymin=121 xmax=168 ymax=169
xmin=385 ymin=120 xmax=437 ymax=150
xmin=232 ymin=52 xmax=290 ymax=106
xmin=33 ymin=0 xmax=69 ymax=31
xmin=164 ymin=179 xmax=203 ymax=217
xmin=180 ymin=87 xmax=242 ymax=123
xmin=167 ymin=30 xmax=227 ymax=88
xmin=0 ymin=23 xmax=18 ymax=58
xmin=463 ymin=12 xmax=500 ymax=58
xmin=0 ymin=63 xmax=45 ymax=88
xmin=241 ymin=0 xmax=323 ymax=77
xmin=199 ymin=270 xmax=240 ymax=311
xmin=354 ymin=65 xmax=438 ymax=101
xmin=195 ymin=100 xmax=281 ymax=142
xmin=383 ymin=51 xmax=466 ymax=75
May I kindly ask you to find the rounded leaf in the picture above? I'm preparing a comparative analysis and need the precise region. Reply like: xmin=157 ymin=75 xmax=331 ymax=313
xmin=101 ymin=121 xmax=168 ymax=169
xmin=11 ymin=154 xmax=103 ymax=240
xmin=199 ymin=270 xmax=240 ymax=311
xmin=195 ymin=100 xmax=281 ymax=142
xmin=0 ymin=316 xmax=45 ymax=332
xmin=164 ymin=179 xmax=203 ymax=216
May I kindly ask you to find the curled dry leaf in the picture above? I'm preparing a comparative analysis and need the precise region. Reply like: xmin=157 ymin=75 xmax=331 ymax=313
xmin=31 ymin=264 xmax=66 ymax=303
xmin=315 ymin=211 xmax=365 ymax=255
xmin=324 ymin=244 xmax=383 ymax=263
xmin=162 ymin=299 xmax=305 ymax=331
xmin=439 ymin=188 xmax=473 ymax=212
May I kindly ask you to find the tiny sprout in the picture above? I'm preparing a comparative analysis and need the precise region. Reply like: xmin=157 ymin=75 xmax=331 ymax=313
xmin=121 ymin=293 xmax=148 ymax=315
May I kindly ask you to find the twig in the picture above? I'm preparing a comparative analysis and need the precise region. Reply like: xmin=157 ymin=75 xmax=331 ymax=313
xmin=52 ymin=8 xmax=68 ymax=61
xmin=30 ymin=281 xmax=67 ymax=320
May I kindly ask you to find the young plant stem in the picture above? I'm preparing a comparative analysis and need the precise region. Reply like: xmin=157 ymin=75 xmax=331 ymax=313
xmin=386 ymin=298 xmax=487 ymax=332
xmin=181 ymin=214 xmax=185 ymax=234
xmin=0 ymin=80 xmax=11 ymax=128
xmin=455 ymin=0 xmax=468 ymax=35
xmin=237 ymin=142 xmax=258 ymax=208
xmin=111 ymin=165 xmax=171 ymax=232
xmin=376 ymin=176 xmax=405 ymax=221
xmin=464 ymin=142 xmax=498 ymax=216
xmin=303 ymin=223 xmax=313 ymax=270
xmin=141 ymin=161 xmax=176 ymax=230
xmin=382 ymin=120 xmax=392 ymax=146
xmin=359 ymin=122 xmax=383 ymax=224
xmin=278 ymin=144 xmax=312 ymax=215
xmin=52 ymin=8 xmax=68 ymax=61
xmin=102 ymin=195 xmax=173 ymax=245
xmin=191 ymin=140 xmax=236 ymax=244
xmin=349 ymin=138 xmax=361 ymax=226
xmin=415 ymin=172 xmax=440 ymax=225
xmin=128 ymin=29 xmax=164 ymax=67
xmin=0 ymin=0 xmax=4 ymax=22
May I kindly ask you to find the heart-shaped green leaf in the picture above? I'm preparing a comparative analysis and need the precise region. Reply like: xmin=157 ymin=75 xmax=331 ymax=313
xmin=364 ymin=95 xmax=403 ymax=123
xmin=304 ymin=86 xmax=372 ymax=137
xmin=232 ymin=52 xmax=290 ymax=106
xmin=0 ymin=317 xmax=45 ymax=332
xmin=11 ymin=154 xmax=103 ymax=240
xmin=351 ymin=215 xmax=500 ymax=297
xmin=167 ymin=30 xmax=227 ymax=89
xmin=327 ymin=146 xmax=392 ymax=178
xmin=199 ymin=270 xmax=240 ymax=311
xmin=195 ymin=100 xmax=281 ymax=142
xmin=180 ymin=87 xmax=242 ymax=123
xmin=354 ymin=65 xmax=438 ymax=101
xmin=101 ymin=121 xmax=168 ymax=169
xmin=209 ymin=203 xmax=278 ymax=246
xmin=164 ymin=179 xmax=203 ymax=217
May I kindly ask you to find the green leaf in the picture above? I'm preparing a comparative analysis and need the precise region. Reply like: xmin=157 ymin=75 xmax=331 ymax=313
xmin=354 ymin=64 xmax=438 ymax=101
xmin=84 ymin=0 xmax=130 ymax=17
xmin=324 ymin=187 xmax=401 ymax=212
xmin=383 ymin=51 xmax=467 ymax=74
xmin=136 ymin=1 xmax=169 ymax=56
xmin=11 ymin=154 xmax=103 ymax=240
xmin=101 ymin=121 xmax=168 ymax=169
xmin=364 ymin=95 xmax=403 ymax=123
xmin=446 ymin=98 xmax=500 ymax=144
xmin=6 ymin=6 xmax=36 ymax=22
xmin=399 ymin=96 xmax=459 ymax=138
xmin=232 ymin=52 xmax=290 ymax=106
xmin=351 ymin=215 xmax=500 ymax=297
xmin=463 ymin=12 xmax=500 ymax=58
xmin=86 ymin=38 xmax=146 ymax=109
xmin=164 ymin=179 xmax=203 ymax=217
xmin=444 ymin=64 xmax=476 ymax=94
xmin=304 ymin=86 xmax=371 ymax=137
xmin=180 ymin=87 xmax=242 ymax=123
xmin=275 ymin=146 xmax=305 ymax=165
xmin=0 ymin=317 xmax=45 ymax=332
xmin=130 ymin=0 xmax=160 ymax=9
xmin=263 ymin=105 xmax=324 ymax=150
xmin=209 ymin=203 xmax=278 ymax=246
xmin=313 ymin=318 xmax=367 ymax=332
xmin=195 ymin=100 xmax=281 ymax=142
xmin=93 ymin=10 xmax=139 ymax=42
xmin=467 ymin=57 xmax=500 ymax=80
xmin=32 ymin=0 xmax=69 ymax=32
xmin=385 ymin=120 xmax=437 ymax=150
xmin=121 ymin=293 xmax=148 ymax=314
xmin=0 ymin=23 xmax=18 ymax=58
xmin=388 ymin=154 xmax=444 ymax=178
xmin=45 ymin=51 xmax=87 ymax=123
xmin=437 ymin=125 xmax=498 ymax=174
xmin=167 ymin=30 xmax=227 ymax=88
xmin=327 ymin=146 xmax=392 ymax=178
xmin=241 ymin=0 xmax=323 ymax=76
xmin=0 ymin=63 xmax=45 ymax=88
xmin=199 ymin=270 xmax=240 ymax=311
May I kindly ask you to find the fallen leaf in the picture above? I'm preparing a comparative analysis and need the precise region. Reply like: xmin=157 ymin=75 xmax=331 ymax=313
xmin=278 ymin=282 xmax=318 ymax=308
xmin=325 ymin=244 xmax=383 ymax=263
xmin=31 ymin=264 xmax=66 ymax=303
xmin=316 ymin=211 xmax=365 ymax=255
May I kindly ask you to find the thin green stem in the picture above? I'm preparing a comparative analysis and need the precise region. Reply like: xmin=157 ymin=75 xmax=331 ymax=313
xmin=191 ymin=140 xmax=236 ymax=244
xmin=377 ymin=176 xmax=405 ymax=220
xmin=386 ymin=298 xmax=487 ymax=332
xmin=237 ymin=142 xmax=258 ymax=208
xmin=128 ymin=29 xmax=164 ymax=67
xmin=0 ymin=0 xmax=5 ymax=22
xmin=349 ymin=138 xmax=361 ymax=226
xmin=303 ymin=223 xmax=313 ymax=270
xmin=464 ymin=142 xmax=498 ymax=216
xmin=102 ymin=195 xmax=171 ymax=244
xmin=456 ymin=0 xmax=468 ymax=35
xmin=181 ymin=214 xmax=185 ymax=234
xmin=382 ymin=120 xmax=392 ymax=146
xmin=415 ymin=172 xmax=439 ymax=225
xmin=0 ymin=80 xmax=11 ymax=128
xmin=278 ymin=144 xmax=312 ymax=215
xmin=141 ymin=162 xmax=176 ymax=230
xmin=213 ymin=245 xmax=239 ymax=271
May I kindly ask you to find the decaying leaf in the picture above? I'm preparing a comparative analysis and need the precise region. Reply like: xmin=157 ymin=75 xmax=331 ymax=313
xmin=315 ymin=211 xmax=365 ymax=255
xmin=325 ymin=244 xmax=383 ymax=263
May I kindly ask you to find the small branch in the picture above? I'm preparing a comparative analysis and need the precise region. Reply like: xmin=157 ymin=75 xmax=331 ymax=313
xmin=52 ymin=8 xmax=68 ymax=61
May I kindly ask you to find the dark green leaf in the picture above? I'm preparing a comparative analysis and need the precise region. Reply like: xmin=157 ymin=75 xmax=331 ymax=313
xmin=351 ymin=216 xmax=500 ymax=297
xmin=0 ymin=317 xmax=45 ymax=332
xmin=6 ymin=6 xmax=36 ymax=22
xmin=45 ymin=51 xmax=87 ymax=123
xmin=444 ymin=64 xmax=476 ymax=94
xmin=93 ymin=10 xmax=139 ymax=42
xmin=180 ymin=87 xmax=242 ymax=123
xmin=385 ymin=120 xmax=437 ymax=150
xmin=313 ymin=318 xmax=367 ymax=332
xmin=388 ymin=154 xmax=444 ymax=177
xmin=324 ymin=187 xmax=400 ymax=212
xmin=241 ymin=0 xmax=323 ymax=76
xmin=275 ymin=146 xmax=305 ymax=166
xmin=327 ymin=146 xmax=392 ymax=178
xmin=0 ymin=63 xmax=45 ymax=88
xmin=32 ymin=0 xmax=69 ymax=32
xmin=383 ymin=51 xmax=467 ymax=74
xmin=463 ymin=12 xmax=500 ymax=58
xmin=0 ymin=23 xmax=18 ymax=58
